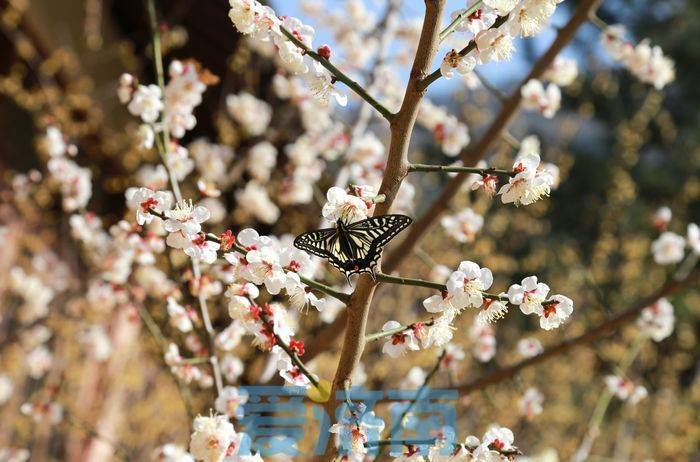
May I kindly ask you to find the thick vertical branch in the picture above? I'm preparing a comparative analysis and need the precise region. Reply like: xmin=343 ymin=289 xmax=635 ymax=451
xmin=318 ymin=1 xmax=446 ymax=458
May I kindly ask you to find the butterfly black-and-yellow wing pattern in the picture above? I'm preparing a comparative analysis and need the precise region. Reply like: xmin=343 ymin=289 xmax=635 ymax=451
xmin=293 ymin=214 xmax=412 ymax=282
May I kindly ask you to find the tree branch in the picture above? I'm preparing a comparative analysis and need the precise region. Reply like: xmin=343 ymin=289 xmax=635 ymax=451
xmin=407 ymin=163 xmax=516 ymax=176
xmin=454 ymin=269 xmax=697 ymax=395
xmin=279 ymin=26 xmax=394 ymax=121
xmin=317 ymin=1 xmax=447 ymax=458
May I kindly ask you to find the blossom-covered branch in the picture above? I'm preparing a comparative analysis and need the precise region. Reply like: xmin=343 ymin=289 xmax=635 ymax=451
xmin=455 ymin=268 xmax=698 ymax=395
xmin=278 ymin=26 xmax=394 ymax=120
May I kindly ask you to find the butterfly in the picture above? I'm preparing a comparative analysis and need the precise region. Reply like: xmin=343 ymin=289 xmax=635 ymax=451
xmin=294 ymin=214 xmax=413 ymax=282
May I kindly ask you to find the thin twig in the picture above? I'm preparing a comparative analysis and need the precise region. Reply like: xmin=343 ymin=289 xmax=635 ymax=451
xmin=454 ymin=269 xmax=697 ymax=395
xmin=439 ymin=0 xmax=483 ymax=42
xmin=376 ymin=350 xmax=447 ymax=459
xmin=407 ymin=163 xmax=516 ymax=176
xmin=279 ymin=26 xmax=394 ymax=121
xmin=259 ymin=311 xmax=320 ymax=389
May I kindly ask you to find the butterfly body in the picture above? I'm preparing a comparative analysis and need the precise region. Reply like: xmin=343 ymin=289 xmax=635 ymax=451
xmin=294 ymin=214 xmax=412 ymax=282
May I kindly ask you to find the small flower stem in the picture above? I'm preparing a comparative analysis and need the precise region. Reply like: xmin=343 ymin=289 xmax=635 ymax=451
xmin=376 ymin=272 xmax=511 ymax=303
xmin=279 ymin=26 xmax=394 ymax=121
xmin=589 ymin=14 xmax=609 ymax=31
xmin=375 ymin=272 xmax=446 ymax=290
xmin=419 ymin=15 xmax=509 ymax=91
xmin=144 ymin=0 xmax=181 ymax=202
xmin=474 ymin=68 xmax=507 ymax=102
xmin=406 ymin=163 xmax=516 ymax=177
xmin=365 ymin=438 xmax=438 ymax=448
xmin=438 ymin=0 xmax=483 ymax=42
xmin=192 ymin=260 xmax=224 ymax=396
xmin=571 ymin=334 xmax=646 ymax=462
xmin=364 ymin=319 xmax=435 ymax=343
xmin=174 ymin=356 xmax=211 ymax=366
xmin=259 ymin=312 xmax=320 ymax=389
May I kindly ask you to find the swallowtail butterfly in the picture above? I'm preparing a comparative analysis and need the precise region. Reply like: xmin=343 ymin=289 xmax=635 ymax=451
xmin=294 ymin=214 xmax=412 ymax=282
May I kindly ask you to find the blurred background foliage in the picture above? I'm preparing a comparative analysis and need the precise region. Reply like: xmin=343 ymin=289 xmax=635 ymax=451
xmin=0 ymin=0 xmax=697 ymax=460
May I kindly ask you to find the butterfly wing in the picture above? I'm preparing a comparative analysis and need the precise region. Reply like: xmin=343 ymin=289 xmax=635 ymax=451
xmin=293 ymin=227 xmax=338 ymax=259
xmin=335 ymin=214 xmax=413 ymax=279
xmin=293 ymin=214 xmax=413 ymax=282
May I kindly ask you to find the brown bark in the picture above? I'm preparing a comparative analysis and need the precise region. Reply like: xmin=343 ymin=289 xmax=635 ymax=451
xmin=317 ymin=1 xmax=447 ymax=459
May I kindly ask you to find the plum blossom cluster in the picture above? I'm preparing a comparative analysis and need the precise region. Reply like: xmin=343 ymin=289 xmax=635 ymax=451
xmin=42 ymin=125 xmax=92 ymax=212
xmin=636 ymin=297 xmax=675 ymax=342
xmin=417 ymin=99 xmax=471 ymax=157
xmin=380 ymin=260 xmax=573 ymax=360
xmin=119 ymin=60 xmax=215 ymax=144
xmin=604 ymin=375 xmax=648 ymax=405
xmin=650 ymin=218 xmax=699 ymax=265
xmin=188 ymin=413 xmax=262 ymax=461
xmin=600 ymin=24 xmax=675 ymax=89
xmin=440 ymin=0 xmax=566 ymax=80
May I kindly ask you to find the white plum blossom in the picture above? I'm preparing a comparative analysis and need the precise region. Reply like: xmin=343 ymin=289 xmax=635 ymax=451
xmin=651 ymin=231 xmax=685 ymax=265
xmin=447 ymin=261 xmax=494 ymax=310
xmin=183 ymin=235 xmax=221 ymax=264
xmin=539 ymin=294 xmax=574 ymax=330
xmin=482 ymin=425 xmax=515 ymax=452
xmin=476 ymin=297 xmax=509 ymax=325
xmin=165 ymin=143 xmax=195 ymax=181
xmin=652 ymin=206 xmax=672 ymax=230
xmin=508 ymin=275 xmax=550 ymax=316
xmin=519 ymin=387 xmax=544 ymax=419
xmin=25 ymin=345 xmax=53 ymax=379
xmin=237 ymin=181 xmax=281 ymax=224
xmin=128 ymin=84 xmax=164 ymax=123
xmin=507 ymin=0 xmax=557 ymax=37
xmin=687 ymin=223 xmax=700 ymax=254
xmin=521 ymin=79 xmax=561 ymax=118
xmin=244 ymin=246 xmax=287 ymax=294
xmin=164 ymin=200 xmax=211 ymax=244
xmin=637 ymin=298 xmax=675 ymax=342
xmin=220 ymin=355 xmax=244 ymax=383
xmin=605 ymin=375 xmax=635 ymax=400
xmin=228 ymin=0 xmax=262 ymax=35
xmin=498 ymin=153 xmax=554 ymax=206
xmin=214 ymin=386 xmax=248 ymax=419
xmin=126 ymin=187 xmax=172 ymax=225
xmin=43 ymin=125 xmax=67 ymax=157
xmin=440 ymin=208 xmax=484 ymax=243
xmin=226 ymin=92 xmax=272 ymax=136
xmin=517 ymin=338 xmax=543 ymax=358
xmin=440 ymin=50 xmax=477 ymax=79
xmin=167 ymin=297 xmax=195 ymax=332
xmin=78 ymin=325 xmax=112 ymax=361
xmin=484 ymin=0 xmax=518 ymax=16
xmin=475 ymin=27 xmax=515 ymax=63
xmin=152 ymin=444 xmax=195 ymax=462
xmin=246 ymin=141 xmax=277 ymax=182
xmin=189 ymin=414 xmax=236 ymax=462
xmin=322 ymin=186 xmax=370 ymax=224
xmin=381 ymin=321 xmax=420 ymax=358
xmin=307 ymin=61 xmax=347 ymax=107
xmin=440 ymin=343 xmax=466 ymax=371
xmin=471 ymin=322 xmax=496 ymax=362
xmin=544 ymin=55 xmax=579 ymax=87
